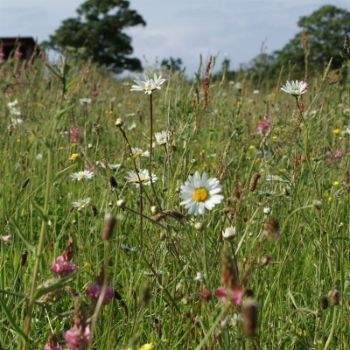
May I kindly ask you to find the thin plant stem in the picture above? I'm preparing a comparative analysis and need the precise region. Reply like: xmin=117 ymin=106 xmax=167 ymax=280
xmin=22 ymin=149 xmax=52 ymax=349
xmin=148 ymin=94 xmax=162 ymax=209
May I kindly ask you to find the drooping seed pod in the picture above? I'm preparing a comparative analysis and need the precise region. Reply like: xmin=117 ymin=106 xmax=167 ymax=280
xmin=20 ymin=250 xmax=28 ymax=266
xmin=242 ymin=298 xmax=258 ymax=336
xmin=328 ymin=287 xmax=340 ymax=306
xmin=110 ymin=176 xmax=118 ymax=189
xmin=249 ymin=173 xmax=261 ymax=192
xmin=221 ymin=246 xmax=238 ymax=291
xmin=262 ymin=217 xmax=280 ymax=240
xmin=319 ymin=296 xmax=329 ymax=310
xmin=102 ymin=213 xmax=116 ymax=241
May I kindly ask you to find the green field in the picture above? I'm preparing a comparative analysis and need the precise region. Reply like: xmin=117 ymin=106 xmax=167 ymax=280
xmin=0 ymin=57 xmax=349 ymax=349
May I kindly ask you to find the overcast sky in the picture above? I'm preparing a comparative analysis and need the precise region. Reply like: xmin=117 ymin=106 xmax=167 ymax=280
xmin=1 ymin=0 xmax=349 ymax=75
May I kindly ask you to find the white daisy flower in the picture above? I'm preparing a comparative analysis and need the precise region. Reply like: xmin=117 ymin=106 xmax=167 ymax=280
xmin=79 ymin=98 xmax=92 ymax=105
xmin=9 ymin=107 xmax=21 ymax=116
xmin=70 ymin=170 xmax=94 ymax=181
xmin=125 ymin=169 xmax=157 ymax=187
xmin=128 ymin=122 xmax=137 ymax=130
xmin=281 ymin=80 xmax=308 ymax=96
xmin=180 ymin=172 xmax=224 ymax=215
xmin=222 ymin=226 xmax=236 ymax=239
xmin=72 ymin=197 xmax=91 ymax=210
xmin=10 ymin=118 xmax=23 ymax=126
xmin=155 ymin=130 xmax=171 ymax=145
xmin=131 ymin=147 xmax=149 ymax=158
xmin=108 ymin=163 xmax=121 ymax=170
xmin=130 ymin=74 xmax=166 ymax=95
xmin=7 ymin=100 xmax=18 ymax=109
xmin=194 ymin=272 xmax=205 ymax=282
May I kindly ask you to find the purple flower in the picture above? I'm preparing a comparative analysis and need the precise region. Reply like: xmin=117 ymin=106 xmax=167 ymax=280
xmin=63 ymin=324 xmax=90 ymax=349
xmin=256 ymin=119 xmax=270 ymax=134
xmin=50 ymin=255 xmax=77 ymax=277
xmin=87 ymin=282 xmax=114 ymax=305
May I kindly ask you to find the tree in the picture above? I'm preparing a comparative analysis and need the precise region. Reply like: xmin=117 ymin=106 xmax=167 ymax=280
xmin=45 ymin=0 xmax=145 ymax=73
xmin=161 ymin=57 xmax=183 ymax=72
xmin=273 ymin=5 xmax=350 ymax=74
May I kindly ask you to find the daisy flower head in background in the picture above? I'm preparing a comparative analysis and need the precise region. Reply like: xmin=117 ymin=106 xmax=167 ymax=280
xmin=180 ymin=172 xmax=224 ymax=215
xmin=155 ymin=130 xmax=171 ymax=145
xmin=130 ymin=73 xmax=166 ymax=95
xmin=131 ymin=147 xmax=150 ymax=158
xmin=281 ymin=80 xmax=308 ymax=96
xmin=72 ymin=198 xmax=91 ymax=210
xmin=125 ymin=169 xmax=157 ymax=187
xmin=70 ymin=170 xmax=94 ymax=181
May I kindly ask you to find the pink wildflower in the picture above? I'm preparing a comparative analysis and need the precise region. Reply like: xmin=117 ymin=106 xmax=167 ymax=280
xmin=86 ymin=283 xmax=114 ymax=305
xmin=14 ymin=50 xmax=23 ymax=59
xmin=50 ymin=244 xmax=77 ymax=277
xmin=216 ymin=287 xmax=243 ymax=305
xmin=50 ymin=255 xmax=77 ymax=277
xmin=256 ymin=119 xmax=270 ymax=134
xmin=70 ymin=128 xmax=79 ymax=143
xmin=63 ymin=323 xmax=90 ymax=349
xmin=91 ymin=89 xmax=99 ymax=97
xmin=0 ymin=235 xmax=12 ymax=242
xmin=42 ymin=334 xmax=63 ymax=350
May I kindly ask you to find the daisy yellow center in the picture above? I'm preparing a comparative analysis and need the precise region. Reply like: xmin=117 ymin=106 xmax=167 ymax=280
xmin=192 ymin=187 xmax=208 ymax=202
xmin=78 ymin=173 xmax=86 ymax=179
xmin=133 ymin=151 xmax=143 ymax=158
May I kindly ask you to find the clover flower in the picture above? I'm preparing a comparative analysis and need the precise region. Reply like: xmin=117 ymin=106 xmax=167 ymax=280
xmin=86 ymin=282 xmax=114 ymax=305
xmin=63 ymin=323 xmax=90 ymax=349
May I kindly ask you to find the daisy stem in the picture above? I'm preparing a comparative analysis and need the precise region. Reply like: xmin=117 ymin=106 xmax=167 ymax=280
xmin=116 ymin=125 xmax=145 ymax=246
xmin=295 ymin=97 xmax=320 ymax=197
xmin=149 ymin=94 xmax=161 ymax=209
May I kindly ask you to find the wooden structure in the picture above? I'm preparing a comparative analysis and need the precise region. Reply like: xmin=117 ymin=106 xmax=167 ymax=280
xmin=0 ymin=37 xmax=38 ymax=60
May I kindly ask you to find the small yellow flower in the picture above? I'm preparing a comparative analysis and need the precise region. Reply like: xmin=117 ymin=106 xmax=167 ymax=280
xmin=69 ymin=153 xmax=79 ymax=160
xmin=139 ymin=344 xmax=153 ymax=350
xmin=274 ymin=126 xmax=281 ymax=132
xmin=58 ymin=146 xmax=65 ymax=151
xmin=271 ymin=135 xmax=278 ymax=141
xmin=105 ymin=110 xmax=113 ymax=115
xmin=278 ymin=168 xmax=286 ymax=173
xmin=314 ymin=339 xmax=323 ymax=345
xmin=28 ymin=135 xmax=35 ymax=142
xmin=323 ymin=191 xmax=329 ymax=198
xmin=71 ymin=142 xmax=77 ymax=148
xmin=16 ymin=138 xmax=21 ymax=143
xmin=248 ymin=145 xmax=255 ymax=150
xmin=332 ymin=181 xmax=339 ymax=186
xmin=83 ymin=262 xmax=91 ymax=269
xmin=296 ymin=328 xmax=307 ymax=337
xmin=332 ymin=128 xmax=341 ymax=135
xmin=327 ymin=196 xmax=333 ymax=202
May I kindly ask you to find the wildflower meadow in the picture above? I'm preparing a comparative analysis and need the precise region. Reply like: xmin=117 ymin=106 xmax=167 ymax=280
xmin=0 ymin=55 xmax=349 ymax=350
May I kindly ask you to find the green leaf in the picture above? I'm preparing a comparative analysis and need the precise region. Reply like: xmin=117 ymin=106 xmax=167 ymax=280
xmin=0 ymin=295 xmax=30 ymax=343
xmin=34 ymin=274 xmax=76 ymax=301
